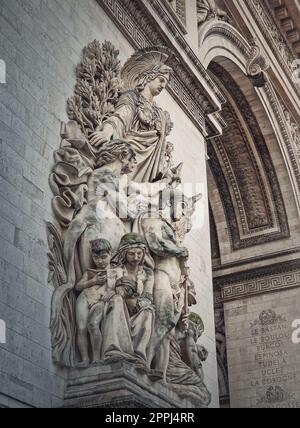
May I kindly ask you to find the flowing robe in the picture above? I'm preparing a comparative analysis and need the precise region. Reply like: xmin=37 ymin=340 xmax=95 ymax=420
xmin=105 ymin=89 xmax=172 ymax=183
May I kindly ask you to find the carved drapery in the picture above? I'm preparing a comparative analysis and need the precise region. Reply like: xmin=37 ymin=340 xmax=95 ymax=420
xmin=47 ymin=40 xmax=211 ymax=407
xmin=98 ymin=0 xmax=226 ymax=138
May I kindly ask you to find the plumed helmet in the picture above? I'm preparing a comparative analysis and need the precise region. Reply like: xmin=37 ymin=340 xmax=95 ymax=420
xmin=121 ymin=47 xmax=174 ymax=91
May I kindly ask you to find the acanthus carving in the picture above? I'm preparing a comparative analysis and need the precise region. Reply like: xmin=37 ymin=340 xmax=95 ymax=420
xmin=47 ymin=40 xmax=211 ymax=407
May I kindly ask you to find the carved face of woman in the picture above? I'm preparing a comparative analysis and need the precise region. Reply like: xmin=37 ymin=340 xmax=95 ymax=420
xmin=147 ymin=75 xmax=169 ymax=97
xmin=125 ymin=248 xmax=144 ymax=267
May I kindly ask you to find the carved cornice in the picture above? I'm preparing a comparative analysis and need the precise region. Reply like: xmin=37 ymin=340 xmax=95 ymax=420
xmin=266 ymin=0 xmax=300 ymax=57
xmin=247 ymin=0 xmax=300 ymax=97
xmin=214 ymin=259 xmax=300 ymax=302
xmin=97 ymin=0 xmax=226 ymax=137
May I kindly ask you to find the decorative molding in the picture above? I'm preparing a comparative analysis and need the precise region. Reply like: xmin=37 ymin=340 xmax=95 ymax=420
xmin=266 ymin=0 xmax=300 ymax=56
xmin=246 ymin=42 xmax=269 ymax=87
xmin=98 ymin=0 xmax=226 ymax=137
xmin=175 ymin=0 xmax=187 ymax=25
xmin=162 ymin=0 xmax=187 ymax=34
xmin=200 ymin=23 xmax=269 ymax=77
xmin=212 ymin=246 xmax=300 ymax=272
xmin=214 ymin=286 xmax=223 ymax=308
xmin=162 ymin=0 xmax=187 ymax=30
xmin=247 ymin=0 xmax=300 ymax=97
xmin=208 ymin=62 xmax=290 ymax=250
xmin=263 ymin=81 xmax=300 ymax=198
xmin=214 ymin=259 xmax=300 ymax=302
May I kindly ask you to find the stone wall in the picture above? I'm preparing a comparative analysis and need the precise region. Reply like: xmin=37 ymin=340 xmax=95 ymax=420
xmin=0 ymin=0 xmax=218 ymax=407
xmin=225 ymin=286 xmax=300 ymax=408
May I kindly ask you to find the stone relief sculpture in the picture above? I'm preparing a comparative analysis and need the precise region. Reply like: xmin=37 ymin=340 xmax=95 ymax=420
xmin=75 ymin=238 xmax=123 ymax=365
xmin=89 ymin=47 xmax=179 ymax=183
xmin=167 ymin=313 xmax=211 ymax=406
xmin=47 ymin=40 xmax=210 ymax=406
xmin=197 ymin=0 xmax=229 ymax=26
xmin=101 ymin=233 xmax=155 ymax=364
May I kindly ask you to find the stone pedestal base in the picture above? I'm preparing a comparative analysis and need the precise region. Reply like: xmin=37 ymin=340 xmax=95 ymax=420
xmin=64 ymin=361 xmax=206 ymax=408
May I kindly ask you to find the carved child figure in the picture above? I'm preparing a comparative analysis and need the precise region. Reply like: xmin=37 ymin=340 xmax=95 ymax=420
xmin=75 ymin=239 xmax=122 ymax=364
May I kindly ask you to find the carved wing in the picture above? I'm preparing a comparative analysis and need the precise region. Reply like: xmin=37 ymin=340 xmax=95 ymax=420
xmin=67 ymin=40 xmax=123 ymax=138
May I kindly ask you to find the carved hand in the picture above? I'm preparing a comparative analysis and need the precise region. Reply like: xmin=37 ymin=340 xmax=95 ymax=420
xmin=89 ymin=124 xmax=114 ymax=147
xmin=93 ymin=272 xmax=107 ymax=286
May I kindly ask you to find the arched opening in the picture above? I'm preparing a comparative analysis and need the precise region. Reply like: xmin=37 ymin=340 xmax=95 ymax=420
xmin=204 ymin=54 xmax=300 ymax=407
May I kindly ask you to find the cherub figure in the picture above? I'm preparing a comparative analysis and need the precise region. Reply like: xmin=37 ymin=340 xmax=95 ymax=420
xmin=75 ymin=239 xmax=123 ymax=364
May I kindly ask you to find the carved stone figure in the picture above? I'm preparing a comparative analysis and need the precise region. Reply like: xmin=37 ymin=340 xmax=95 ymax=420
xmin=134 ymin=188 xmax=201 ymax=378
xmin=167 ymin=313 xmax=211 ymax=406
xmin=75 ymin=239 xmax=122 ymax=365
xmin=197 ymin=0 xmax=229 ymax=26
xmin=89 ymin=48 xmax=177 ymax=183
xmin=101 ymin=233 xmax=155 ymax=363
xmin=47 ymin=40 xmax=210 ymax=406
xmin=50 ymin=139 xmax=137 ymax=366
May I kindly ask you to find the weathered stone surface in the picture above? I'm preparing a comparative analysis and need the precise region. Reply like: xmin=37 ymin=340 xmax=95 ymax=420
xmin=0 ymin=0 xmax=218 ymax=408
xmin=64 ymin=361 xmax=208 ymax=408
xmin=224 ymin=287 xmax=300 ymax=408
